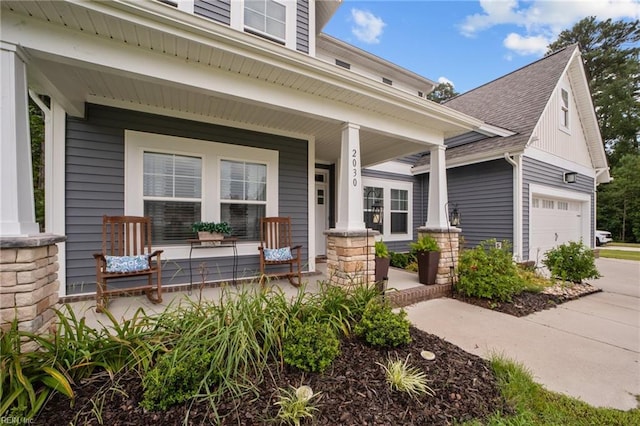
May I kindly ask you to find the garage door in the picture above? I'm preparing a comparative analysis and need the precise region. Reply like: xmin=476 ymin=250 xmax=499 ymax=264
xmin=529 ymin=197 xmax=584 ymax=261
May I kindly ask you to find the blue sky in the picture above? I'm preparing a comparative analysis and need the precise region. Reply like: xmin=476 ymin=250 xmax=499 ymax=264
xmin=322 ymin=0 xmax=640 ymax=93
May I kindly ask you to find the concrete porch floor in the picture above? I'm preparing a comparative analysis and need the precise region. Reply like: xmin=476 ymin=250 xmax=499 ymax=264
xmin=65 ymin=263 xmax=439 ymax=330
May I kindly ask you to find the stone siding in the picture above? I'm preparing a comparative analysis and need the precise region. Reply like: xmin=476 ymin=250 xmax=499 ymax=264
xmin=0 ymin=235 xmax=65 ymax=335
xmin=325 ymin=231 xmax=377 ymax=287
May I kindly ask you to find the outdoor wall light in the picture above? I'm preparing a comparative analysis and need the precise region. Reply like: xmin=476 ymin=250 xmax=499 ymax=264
xmin=372 ymin=202 xmax=382 ymax=224
xmin=450 ymin=205 xmax=461 ymax=227
xmin=563 ymin=171 xmax=578 ymax=184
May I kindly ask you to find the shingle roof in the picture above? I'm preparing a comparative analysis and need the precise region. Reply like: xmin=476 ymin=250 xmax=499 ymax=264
xmin=414 ymin=44 xmax=578 ymax=168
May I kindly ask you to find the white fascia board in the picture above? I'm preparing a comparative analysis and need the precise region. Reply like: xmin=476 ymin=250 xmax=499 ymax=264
xmin=524 ymin=146 xmax=596 ymax=178
xmin=476 ymin=123 xmax=516 ymax=137
xmin=364 ymin=161 xmax=414 ymax=176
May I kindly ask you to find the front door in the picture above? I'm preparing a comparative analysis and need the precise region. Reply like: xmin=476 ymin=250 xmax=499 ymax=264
xmin=315 ymin=171 xmax=329 ymax=257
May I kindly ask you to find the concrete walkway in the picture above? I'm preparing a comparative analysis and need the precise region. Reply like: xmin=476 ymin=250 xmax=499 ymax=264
xmin=405 ymin=258 xmax=640 ymax=410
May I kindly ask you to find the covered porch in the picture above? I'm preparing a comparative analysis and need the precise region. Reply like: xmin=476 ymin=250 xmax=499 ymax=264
xmin=65 ymin=263 xmax=451 ymax=331
xmin=1 ymin=0 xmax=482 ymax=332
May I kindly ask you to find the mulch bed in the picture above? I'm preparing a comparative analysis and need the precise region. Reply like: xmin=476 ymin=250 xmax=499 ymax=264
xmin=34 ymin=327 xmax=510 ymax=425
xmin=451 ymin=281 xmax=602 ymax=317
xmin=34 ymin=283 xmax=601 ymax=425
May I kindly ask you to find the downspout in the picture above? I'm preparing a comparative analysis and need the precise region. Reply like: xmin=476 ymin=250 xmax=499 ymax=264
xmin=504 ymin=153 xmax=523 ymax=261
xmin=592 ymin=167 xmax=610 ymax=246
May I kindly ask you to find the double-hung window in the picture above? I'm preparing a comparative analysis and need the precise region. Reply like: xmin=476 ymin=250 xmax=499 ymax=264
xmin=390 ymin=189 xmax=409 ymax=234
xmin=143 ymin=152 xmax=202 ymax=244
xmin=220 ymin=160 xmax=267 ymax=240
xmin=244 ymin=0 xmax=286 ymax=42
xmin=560 ymin=88 xmax=570 ymax=131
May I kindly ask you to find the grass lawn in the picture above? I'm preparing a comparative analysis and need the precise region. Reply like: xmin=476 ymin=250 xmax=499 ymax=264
xmin=466 ymin=356 xmax=640 ymax=426
xmin=609 ymin=242 xmax=640 ymax=248
xmin=599 ymin=249 xmax=640 ymax=261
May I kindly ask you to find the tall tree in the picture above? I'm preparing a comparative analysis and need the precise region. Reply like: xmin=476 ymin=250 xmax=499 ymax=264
xmin=596 ymin=154 xmax=640 ymax=243
xmin=547 ymin=17 xmax=640 ymax=167
xmin=427 ymin=82 xmax=459 ymax=104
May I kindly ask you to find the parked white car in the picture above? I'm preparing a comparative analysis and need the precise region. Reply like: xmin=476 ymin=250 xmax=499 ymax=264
xmin=595 ymin=230 xmax=613 ymax=246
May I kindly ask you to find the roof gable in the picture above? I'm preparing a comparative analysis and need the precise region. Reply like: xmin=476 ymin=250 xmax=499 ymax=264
xmin=445 ymin=44 xmax=576 ymax=135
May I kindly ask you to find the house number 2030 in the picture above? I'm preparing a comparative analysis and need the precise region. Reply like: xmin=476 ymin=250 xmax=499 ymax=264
xmin=352 ymin=149 xmax=358 ymax=186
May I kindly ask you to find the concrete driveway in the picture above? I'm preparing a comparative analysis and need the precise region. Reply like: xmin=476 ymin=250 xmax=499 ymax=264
xmin=406 ymin=258 xmax=640 ymax=410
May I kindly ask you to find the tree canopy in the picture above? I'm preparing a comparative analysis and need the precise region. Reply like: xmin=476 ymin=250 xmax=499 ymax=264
xmin=547 ymin=17 xmax=640 ymax=167
xmin=427 ymin=82 xmax=459 ymax=104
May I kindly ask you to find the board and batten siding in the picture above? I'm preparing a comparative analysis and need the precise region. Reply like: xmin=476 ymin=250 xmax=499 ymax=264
xmin=522 ymin=156 xmax=594 ymax=260
xmin=446 ymin=160 xmax=514 ymax=250
xmin=65 ymin=104 xmax=308 ymax=295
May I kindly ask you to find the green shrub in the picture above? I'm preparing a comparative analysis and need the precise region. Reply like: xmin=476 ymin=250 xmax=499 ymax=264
xmin=375 ymin=240 xmax=389 ymax=258
xmin=283 ymin=319 xmax=340 ymax=373
xmin=354 ymin=300 xmax=411 ymax=348
xmin=456 ymin=239 xmax=526 ymax=302
xmin=409 ymin=235 xmax=440 ymax=253
xmin=141 ymin=345 xmax=216 ymax=411
xmin=390 ymin=252 xmax=414 ymax=269
xmin=542 ymin=241 xmax=600 ymax=283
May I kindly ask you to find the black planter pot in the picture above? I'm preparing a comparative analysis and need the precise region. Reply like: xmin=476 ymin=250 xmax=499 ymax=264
xmin=417 ymin=251 xmax=440 ymax=285
xmin=375 ymin=256 xmax=390 ymax=283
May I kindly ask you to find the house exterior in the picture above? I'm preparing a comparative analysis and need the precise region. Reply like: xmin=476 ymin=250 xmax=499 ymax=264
xmin=369 ymin=44 xmax=610 ymax=262
xmin=1 ymin=0 xmax=499 ymax=305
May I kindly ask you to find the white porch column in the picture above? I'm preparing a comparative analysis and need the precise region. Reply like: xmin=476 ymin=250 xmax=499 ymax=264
xmin=425 ymin=144 xmax=450 ymax=228
xmin=1 ymin=43 xmax=39 ymax=236
xmin=335 ymin=122 xmax=365 ymax=231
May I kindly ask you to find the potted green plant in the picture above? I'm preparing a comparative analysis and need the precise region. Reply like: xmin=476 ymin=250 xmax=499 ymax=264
xmin=374 ymin=240 xmax=390 ymax=283
xmin=191 ymin=221 xmax=232 ymax=245
xmin=410 ymin=234 xmax=441 ymax=285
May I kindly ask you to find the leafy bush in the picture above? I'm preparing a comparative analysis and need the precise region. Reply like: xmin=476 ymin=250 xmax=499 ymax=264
xmin=354 ymin=300 xmax=411 ymax=347
xmin=283 ymin=319 xmax=340 ymax=373
xmin=1 ymin=319 xmax=74 ymax=419
xmin=390 ymin=252 xmax=415 ymax=269
xmin=141 ymin=345 xmax=216 ymax=411
xmin=542 ymin=241 xmax=600 ymax=283
xmin=456 ymin=239 xmax=526 ymax=302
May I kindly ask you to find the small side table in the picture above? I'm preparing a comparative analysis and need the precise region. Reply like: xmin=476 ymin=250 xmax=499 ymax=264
xmin=188 ymin=238 xmax=238 ymax=293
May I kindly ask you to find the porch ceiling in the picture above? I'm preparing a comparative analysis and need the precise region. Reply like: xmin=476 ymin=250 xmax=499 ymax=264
xmin=28 ymin=55 xmax=427 ymax=166
xmin=3 ymin=0 xmax=484 ymax=166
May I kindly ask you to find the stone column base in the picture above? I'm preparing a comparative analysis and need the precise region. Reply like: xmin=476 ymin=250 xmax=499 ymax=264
xmin=325 ymin=229 xmax=378 ymax=287
xmin=417 ymin=227 xmax=460 ymax=286
xmin=1 ymin=234 xmax=66 ymax=336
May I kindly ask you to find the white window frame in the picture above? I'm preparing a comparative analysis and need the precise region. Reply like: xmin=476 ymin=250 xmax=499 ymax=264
xmin=125 ymin=130 xmax=279 ymax=259
xmin=230 ymin=0 xmax=296 ymax=49
xmin=559 ymin=87 xmax=570 ymax=133
xmin=362 ymin=177 xmax=412 ymax=242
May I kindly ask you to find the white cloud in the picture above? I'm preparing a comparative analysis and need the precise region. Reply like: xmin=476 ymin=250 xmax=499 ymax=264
xmin=460 ymin=0 xmax=640 ymax=56
xmin=503 ymin=33 xmax=551 ymax=56
xmin=350 ymin=8 xmax=386 ymax=44
xmin=438 ymin=76 xmax=455 ymax=87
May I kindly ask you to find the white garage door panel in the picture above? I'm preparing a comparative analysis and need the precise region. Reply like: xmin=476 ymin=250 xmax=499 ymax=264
xmin=530 ymin=197 xmax=583 ymax=261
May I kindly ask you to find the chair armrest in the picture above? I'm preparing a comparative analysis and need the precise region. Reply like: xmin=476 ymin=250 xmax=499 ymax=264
xmin=148 ymin=250 xmax=163 ymax=259
xmin=93 ymin=253 xmax=106 ymax=262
